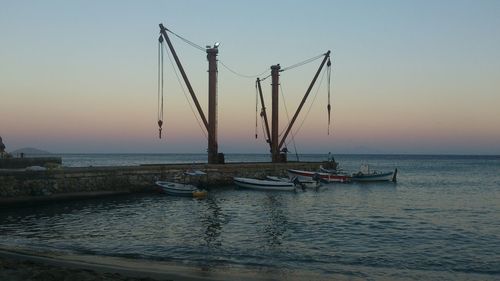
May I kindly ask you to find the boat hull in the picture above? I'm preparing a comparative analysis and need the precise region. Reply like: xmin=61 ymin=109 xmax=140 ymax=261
xmin=233 ymin=177 xmax=296 ymax=191
xmin=155 ymin=181 xmax=207 ymax=197
xmin=350 ymin=171 xmax=394 ymax=182
xmin=266 ymin=176 xmax=321 ymax=189
xmin=287 ymin=169 xmax=350 ymax=183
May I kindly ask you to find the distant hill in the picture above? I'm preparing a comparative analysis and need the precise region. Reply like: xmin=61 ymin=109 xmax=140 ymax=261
xmin=10 ymin=147 xmax=52 ymax=155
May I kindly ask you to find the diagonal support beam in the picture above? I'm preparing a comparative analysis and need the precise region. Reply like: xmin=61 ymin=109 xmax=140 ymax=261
xmin=159 ymin=23 xmax=209 ymax=131
xmin=278 ymin=51 xmax=331 ymax=150
xmin=256 ymin=78 xmax=271 ymax=148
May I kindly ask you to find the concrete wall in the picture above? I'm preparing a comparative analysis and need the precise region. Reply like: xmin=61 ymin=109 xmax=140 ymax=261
xmin=0 ymin=162 xmax=321 ymax=205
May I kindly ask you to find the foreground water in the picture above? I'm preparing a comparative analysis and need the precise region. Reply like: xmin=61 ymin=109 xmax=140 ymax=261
xmin=1 ymin=154 xmax=499 ymax=280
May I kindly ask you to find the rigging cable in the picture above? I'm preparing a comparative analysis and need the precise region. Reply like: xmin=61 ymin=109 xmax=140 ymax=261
xmin=157 ymin=36 xmax=164 ymax=139
xmin=164 ymin=28 xmax=206 ymax=52
xmin=162 ymin=43 xmax=208 ymax=139
xmin=286 ymin=65 xmax=328 ymax=147
xmin=220 ymin=61 xmax=269 ymax=79
xmin=279 ymin=84 xmax=300 ymax=161
xmin=259 ymin=73 xmax=272 ymax=81
xmin=280 ymin=52 xmax=326 ymax=73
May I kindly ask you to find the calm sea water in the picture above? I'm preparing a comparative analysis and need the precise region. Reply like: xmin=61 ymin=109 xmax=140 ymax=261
xmin=1 ymin=154 xmax=499 ymax=280
xmin=57 ymin=153 xmax=330 ymax=167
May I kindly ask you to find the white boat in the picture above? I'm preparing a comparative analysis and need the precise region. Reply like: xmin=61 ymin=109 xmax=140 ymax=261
xmin=155 ymin=170 xmax=208 ymax=197
xmin=233 ymin=177 xmax=297 ymax=191
xmin=266 ymin=176 xmax=321 ymax=189
xmin=155 ymin=181 xmax=207 ymax=197
xmin=350 ymin=164 xmax=397 ymax=182
xmin=319 ymin=165 xmax=344 ymax=174
xmin=287 ymin=169 xmax=350 ymax=183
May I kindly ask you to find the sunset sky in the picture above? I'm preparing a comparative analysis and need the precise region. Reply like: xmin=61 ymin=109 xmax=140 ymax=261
xmin=1 ymin=0 xmax=499 ymax=154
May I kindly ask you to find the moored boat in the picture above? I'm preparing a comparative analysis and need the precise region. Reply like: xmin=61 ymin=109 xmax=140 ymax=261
xmin=350 ymin=165 xmax=397 ymax=182
xmin=287 ymin=169 xmax=350 ymax=183
xmin=266 ymin=176 xmax=321 ymax=189
xmin=155 ymin=170 xmax=208 ymax=198
xmin=233 ymin=177 xmax=297 ymax=191
xmin=155 ymin=181 xmax=207 ymax=197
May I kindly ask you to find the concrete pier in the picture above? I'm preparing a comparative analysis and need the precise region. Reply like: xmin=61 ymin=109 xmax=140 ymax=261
xmin=0 ymin=157 xmax=62 ymax=169
xmin=0 ymin=162 xmax=321 ymax=206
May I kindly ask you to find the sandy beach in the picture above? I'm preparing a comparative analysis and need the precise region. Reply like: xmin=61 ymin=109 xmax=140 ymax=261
xmin=0 ymin=247 xmax=329 ymax=281
xmin=0 ymin=247 xmax=219 ymax=281
xmin=0 ymin=257 xmax=162 ymax=281
xmin=0 ymin=248 xmax=172 ymax=281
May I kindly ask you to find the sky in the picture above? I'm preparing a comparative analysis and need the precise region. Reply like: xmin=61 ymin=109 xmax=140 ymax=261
xmin=1 ymin=0 xmax=499 ymax=154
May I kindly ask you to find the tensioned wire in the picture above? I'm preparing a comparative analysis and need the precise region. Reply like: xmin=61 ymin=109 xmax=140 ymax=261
xmin=162 ymin=42 xmax=208 ymax=139
xmin=284 ymin=65 xmax=328 ymax=147
xmin=160 ymin=27 xmax=332 ymax=143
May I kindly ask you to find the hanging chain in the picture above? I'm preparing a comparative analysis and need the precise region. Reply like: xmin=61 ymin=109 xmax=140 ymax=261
xmin=157 ymin=36 xmax=164 ymax=139
xmin=327 ymin=57 xmax=332 ymax=135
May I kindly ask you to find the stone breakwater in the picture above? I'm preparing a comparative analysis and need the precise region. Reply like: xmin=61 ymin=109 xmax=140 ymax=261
xmin=0 ymin=162 xmax=320 ymax=206
xmin=0 ymin=157 xmax=61 ymax=169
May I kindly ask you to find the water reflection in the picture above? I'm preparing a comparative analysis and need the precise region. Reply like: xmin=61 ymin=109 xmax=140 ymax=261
xmin=262 ymin=194 xmax=288 ymax=248
xmin=199 ymin=196 xmax=227 ymax=248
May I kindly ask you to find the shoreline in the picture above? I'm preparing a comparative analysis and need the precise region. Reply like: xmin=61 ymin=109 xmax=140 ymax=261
xmin=0 ymin=246 xmax=339 ymax=281
xmin=1 ymin=246 xmax=499 ymax=281
xmin=0 ymin=247 xmax=236 ymax=281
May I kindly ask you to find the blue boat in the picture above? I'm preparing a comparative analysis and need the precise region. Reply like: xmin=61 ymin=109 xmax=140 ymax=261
xmin=233 ymin=177 xmax=297 ymax=191
xmin=350 ymin=164 xmax=397 ymax=182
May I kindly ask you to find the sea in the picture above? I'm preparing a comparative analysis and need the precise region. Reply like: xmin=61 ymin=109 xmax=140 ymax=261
xmin=1 ymin=154 xmax=499 ymax=280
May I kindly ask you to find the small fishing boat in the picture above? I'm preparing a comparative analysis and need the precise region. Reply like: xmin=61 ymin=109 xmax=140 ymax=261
xmin=155 ymin=170 xmax=208 ymax=197
xmin=287 ymin=169 xmax=350 ymax=183
xmin=155 ymin=181 xmax=207 ymax=197
xmin=233 ymin=177 xmax=297 ymax=191
xmin=350 ymin=165 xmax=397 ymax=182
xmin=266 ymin=176 xmax=321 ymax=189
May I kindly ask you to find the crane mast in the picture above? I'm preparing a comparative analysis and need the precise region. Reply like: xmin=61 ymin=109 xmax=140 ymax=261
xmin=158 ymin=23 xmax=223 ymax=164
xmin=258 ymin=51 xmax=331 ymax=163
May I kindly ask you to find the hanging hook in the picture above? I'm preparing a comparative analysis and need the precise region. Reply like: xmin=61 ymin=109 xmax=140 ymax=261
xmin=158 ymin=120 xmax=163 ymax=139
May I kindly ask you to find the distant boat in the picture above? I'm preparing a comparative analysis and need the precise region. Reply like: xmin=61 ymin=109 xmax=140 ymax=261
xmin=233 ymin=177 xmax=297 ymax=191
xmin=350 ymin=165 xmax=397 ymax=182
xmin=287 ymin=169 xmax=350 ymax=183
xmin=155 ymin=181 xmax=207 ymax=197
